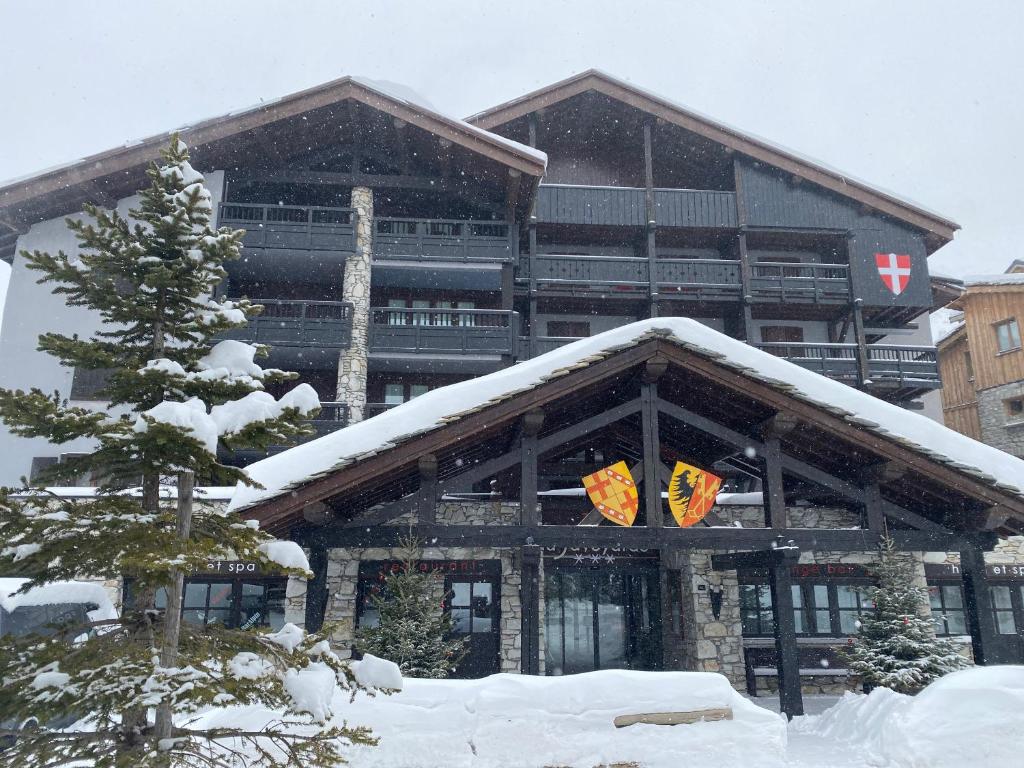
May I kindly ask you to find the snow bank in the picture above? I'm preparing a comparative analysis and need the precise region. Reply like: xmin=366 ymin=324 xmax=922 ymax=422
xmin=0 ymin=578 xmax=117 ymax=622
xmin=793 ymin=666 xmax=1024 ymax=767
xmin=350 ymin=653 xmax=403 ymax=691
xmin=231 ymin=317 xmax=1024 ymax=512
xmin=192 ymin=670 xmax=785 ymax=768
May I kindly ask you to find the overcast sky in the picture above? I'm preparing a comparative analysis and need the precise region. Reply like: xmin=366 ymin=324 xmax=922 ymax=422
xmin=1 ymin=0 xmax=1021 ymax=277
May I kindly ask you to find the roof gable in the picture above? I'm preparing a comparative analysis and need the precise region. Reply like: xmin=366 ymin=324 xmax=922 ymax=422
xmin=231 ymin=318 xmax=1024 ymax=536
xmin=0 ymin=76 xmax=547 ymax=236
xmin=468 ymin=70 xmax=958 ymax=243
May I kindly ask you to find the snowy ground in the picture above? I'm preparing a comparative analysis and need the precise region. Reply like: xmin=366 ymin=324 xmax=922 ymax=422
xmin=184 ymin=666 xmax=1024 ymax=767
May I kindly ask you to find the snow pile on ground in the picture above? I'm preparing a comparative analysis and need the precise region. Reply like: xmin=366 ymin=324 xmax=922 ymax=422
xmin=793 ymin=666 xmax=1024 ymax=767
xmin=192 ymin=670 xmax=785 ymax=768
xmin=231 ymin=317 xmax=1024 ymax=512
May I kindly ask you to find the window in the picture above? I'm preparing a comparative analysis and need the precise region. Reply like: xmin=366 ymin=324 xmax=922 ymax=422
xmin=964 ymin=352 xmax=974 ymax=381
xmin=928 ymin=584 xmax=967 ymax=635
xmin=384 ymin=299 xmax=477 ymax=326
xmin=448 ymin=580 xmax=494 ymax=634
xmin=740 ymin=584 xmax=774 ymax=636
xmin=382 ymin=381 xmax=433 ymax=406
xmin=760 ymin=326 xmax=806 ymax=358
xmin=991 ymin=586 xmax=1018 ymax=634
xmin=740 ymin=578 xmax=873 ymax=637
xmin=150 ymin=579 xmax=285 ymax=631
xmin=995 ymin=318 xmax=1021 ymax=353
xmin=1005 ymin=397 xmax=1024 ymax=420
xmin=547 ymin=320 xmax=590 ymax=338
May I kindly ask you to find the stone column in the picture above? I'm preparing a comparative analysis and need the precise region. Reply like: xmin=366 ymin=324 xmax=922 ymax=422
xmin=336 ymin=186 xmax=373 ymax=421
xmin=679 ymin=551 xmax=745 ymax=686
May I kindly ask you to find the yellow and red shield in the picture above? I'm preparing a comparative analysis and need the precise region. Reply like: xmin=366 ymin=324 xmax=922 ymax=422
xmin=582 ymin=460 xmax=639 ymax=527
xmin=668 ymin=461 xmax=722 ymax=528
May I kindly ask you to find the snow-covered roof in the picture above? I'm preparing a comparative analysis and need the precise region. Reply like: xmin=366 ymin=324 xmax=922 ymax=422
xmin=964 ymin=273 xmax=1024 ymax=288
xmin=0 ymin=578 xmax=117 ymax=622
xmin=467 ymin=69 xmax=958 ymax=238
xmin=930 ymin=308 xmax=965 ymax=345
xmin=230 ymin=318 xmax=1024 ymax=514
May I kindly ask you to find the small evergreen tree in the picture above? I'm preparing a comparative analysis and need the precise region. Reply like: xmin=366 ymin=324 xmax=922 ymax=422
xmin=357 ymin=536 xmax=467 ymax=678
xmin=0 ymin=137 xmax=383 ymax=766
xmin=842 ymin=537 xmax=970 ymax=693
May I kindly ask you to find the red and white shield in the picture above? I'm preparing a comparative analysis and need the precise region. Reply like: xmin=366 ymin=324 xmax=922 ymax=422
xmin=874 ymin=252 xmax=912 ymax=296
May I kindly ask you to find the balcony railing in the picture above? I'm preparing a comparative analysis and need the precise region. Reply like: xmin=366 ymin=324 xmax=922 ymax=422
xmin=750 ymin=262 xmax=851 ymax=303
xmin=218 ymin=203 xmax=355 ymax=253
xmin=534 ymin=184 xmax=738 ymax=228
xmin=520 ymin=254 xmax=741 ymax=297
xmin=374 ymin=218 xmax=514 ymax=263
xmin=369 ymin=307 xmax=518 ymax=356
xmin=753 ymin=342 xmax=940 ymax=387
xmin=366 ymin=402 xmax=399 ymax=418
xmin=308 ymin=401 xmax=349 ymax=437
xmin=220 ymin=299 xmax=354 ymax=348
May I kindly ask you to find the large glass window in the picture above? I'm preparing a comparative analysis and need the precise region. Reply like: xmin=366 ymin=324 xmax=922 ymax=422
xmin=151 ymin=579 xmax=285 ymax=631
xmin=739 ymin=579 xmax=872 ymax=636
xmin=929 ymin=584 xmax=967 ymax=635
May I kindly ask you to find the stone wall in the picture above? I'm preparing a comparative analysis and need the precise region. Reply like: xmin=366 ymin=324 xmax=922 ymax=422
xmin=978 ymin=381 xmax=1024 ymax=458
xmin=335 ymin=185 xmax=372 ymax=420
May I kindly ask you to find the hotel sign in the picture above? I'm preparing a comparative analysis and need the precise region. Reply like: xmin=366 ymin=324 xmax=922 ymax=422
xmin=925 ymin=563 xmax=1024 ymax=580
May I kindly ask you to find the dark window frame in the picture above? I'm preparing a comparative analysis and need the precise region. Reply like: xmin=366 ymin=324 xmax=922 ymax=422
xmin=739 ymin=575 xmax=873 ymax=638
xmin=127 ymin=576 xmax=287 ymax=632
xmin=927 ymin=581 xmax=968 ymax=636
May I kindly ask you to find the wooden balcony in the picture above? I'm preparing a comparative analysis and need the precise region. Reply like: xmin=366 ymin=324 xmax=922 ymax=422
xmin=369 ymin=307 xmax=519 ymax=357
xmin=218 ymin=203 xmax=355 ymax=254
xmin=750 ymin=262 xmax=851 ymax=304
xmin=374 ymin=218 xmax=514 ymax=263
xmin=534 ymin=184 xmax=737 ymax=228
xmin=753 ymin=342 xmax=940 ymax=391
xmin=220 ymin=299 xmax=354 ymax=349
xmin=519 ymin=254 xmax=741 ymax=299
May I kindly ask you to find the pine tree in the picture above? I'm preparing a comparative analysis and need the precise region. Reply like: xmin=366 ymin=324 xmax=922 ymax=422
xmin=0 ymin=137 xmax=384 ymax=766
xmin=357 ymin=536 xmax=468 ymax=679
xmin=841 ymin=537 xmax=970 ymax=694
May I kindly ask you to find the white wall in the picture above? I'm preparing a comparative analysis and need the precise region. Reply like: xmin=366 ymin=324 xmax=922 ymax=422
xmin=0 ymin=171 xmax=225 ymax=486
xmin=0 ymin=259 xmax=10 ymax=336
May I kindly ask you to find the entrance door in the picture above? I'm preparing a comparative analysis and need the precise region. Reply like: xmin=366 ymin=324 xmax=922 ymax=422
xmin=445 ymin=575 xmax=501 ymax=678
xmin=544 ymin=565 xmax=661 ymax=675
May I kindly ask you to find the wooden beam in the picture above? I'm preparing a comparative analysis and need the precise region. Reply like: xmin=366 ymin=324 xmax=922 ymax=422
xmin=769 ymin=561 xmax=804 ymax=718
xmin=304 ymin=544 xmax=329 ymax=633
xmin=506 ymin=168 xmax=521 ymax=217
xmin=521 ymin=410 xmax=544 ymax=526
xmin=416 ymin=454 xmax=439 ymax=525
xmin=301 ymin=522 xmax=974 ymax=552
xmin=960 ymin=543 xmax=1000 ymax=665
xmin=520 ymin=544 xmax=541 ymax=674
xmin=641 ymin=360 xmax=665 ymax=528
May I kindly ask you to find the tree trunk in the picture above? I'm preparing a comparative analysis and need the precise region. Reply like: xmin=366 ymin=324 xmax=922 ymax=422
xmin=154 ymin=470 xmax=194 ymax=749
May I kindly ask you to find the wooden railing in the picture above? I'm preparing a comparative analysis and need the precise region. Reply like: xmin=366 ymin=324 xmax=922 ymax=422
xmin=369 ymin=307 xmax=518 ymax=356
xmin=520 ymin=254 xmax=741 ymax=297
xmin=220 ymin=299 xmax=354 ymax=348
xmin=535 ymin=185 xmax=738 ymax=228
xmin=374 ymin=218 xmax=514 ymax=262
xmin=218 ymin=203 xmax=355 ymax=252
xmin=750 ymin=262 xmax=851 ymax=303
xmin=753 ymin=342 xmax=940 ymax=386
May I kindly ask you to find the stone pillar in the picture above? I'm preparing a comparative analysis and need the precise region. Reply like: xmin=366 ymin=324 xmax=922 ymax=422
xmin=679 ymin=551 xmax=745 ymax=685
xmin=336 ymin=186 xmax=373 ymax=421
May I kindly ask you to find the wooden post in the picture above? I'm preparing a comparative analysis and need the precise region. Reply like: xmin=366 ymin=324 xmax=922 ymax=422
xmin=760 ymin=415 xmax=794 ymax=530
xmin=520 ymin=544 xmax=542 ymax=675
xmin=643 ymin=122 xmax=658 ymax=318
xmin=527 ymin=115 xmax=540 ymax=357
xmin=768 ymin=560 xmax=804 ymax=718
xmin=851 ymin=298 xmax=871 ymax=386
xmin=960 ymin=541 xmax=999 ymax=665
xmin=521 ymin=410 xmax=544 ymax=527
xmin=304 ymin=544 xmax=329 ymax=633
xmin=737 ymin=231 xmax=754 ymax=342
xmin=416 ymin=454 xmax=438 ymax=525
xmin=641 ymin=358 xmax=667 ymax=527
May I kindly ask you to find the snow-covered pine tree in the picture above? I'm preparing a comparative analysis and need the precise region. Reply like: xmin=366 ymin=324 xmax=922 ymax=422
xmin=0 ymin=137 xmax=384 ymax=767
xmin=357 ymin=536 xmax=467 ymax=679
xmin=841 ymin=536 xmax=970 ymax=694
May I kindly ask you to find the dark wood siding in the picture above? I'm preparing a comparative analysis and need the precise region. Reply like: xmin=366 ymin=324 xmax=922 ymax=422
xmin=653 ymin=189 xmax=737 ymax=228
xmin=535 ymin=185 xmax=646 ymax=226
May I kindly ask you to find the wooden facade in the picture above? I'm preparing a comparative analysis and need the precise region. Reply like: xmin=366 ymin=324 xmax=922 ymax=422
xmin=939 ymin=276 xmax=1024 ymax=445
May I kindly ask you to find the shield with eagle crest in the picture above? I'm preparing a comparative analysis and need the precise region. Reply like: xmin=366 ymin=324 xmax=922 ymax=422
xmin=668 ymin=461 xmax=722 ymax=527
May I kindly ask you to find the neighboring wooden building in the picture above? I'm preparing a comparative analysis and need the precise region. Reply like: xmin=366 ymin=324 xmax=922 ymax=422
xmin=938 ymin=263 xmax=1024 ymax=456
